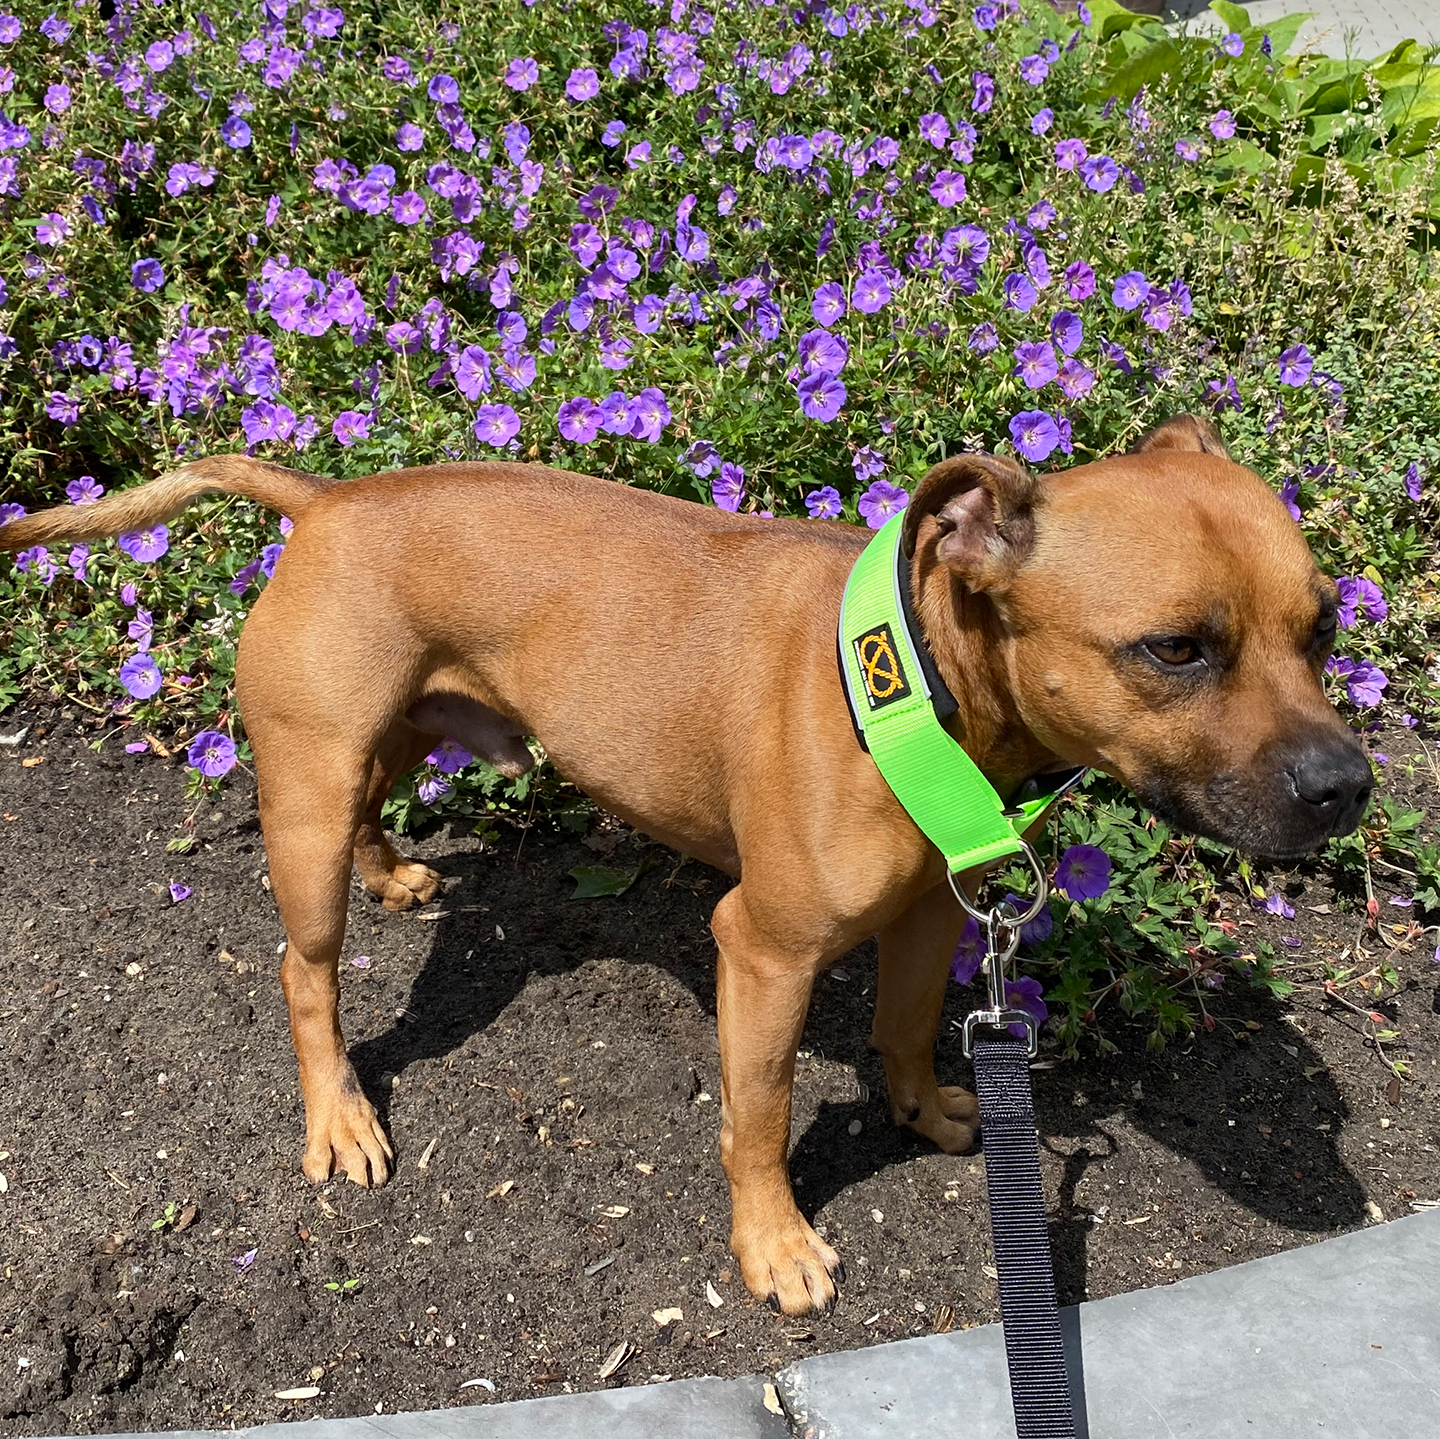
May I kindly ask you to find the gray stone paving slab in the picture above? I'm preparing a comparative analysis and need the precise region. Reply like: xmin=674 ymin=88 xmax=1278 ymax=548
xmin=1167 ymin=0 xmax=1440 ymax=57
xmin=777 ymin=1209 xmax=1440 ymax=1438
xmin=79 ymin=1373 xmax=789 ymax=1439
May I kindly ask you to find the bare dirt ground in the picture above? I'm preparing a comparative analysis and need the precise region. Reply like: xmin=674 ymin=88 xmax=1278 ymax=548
xmin=1 ymin=702 xmax=1436 ymax=1434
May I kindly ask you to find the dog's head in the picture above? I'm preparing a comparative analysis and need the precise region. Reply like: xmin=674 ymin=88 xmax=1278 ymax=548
xmin=904 ymin=415 xmax=1372 ymax=858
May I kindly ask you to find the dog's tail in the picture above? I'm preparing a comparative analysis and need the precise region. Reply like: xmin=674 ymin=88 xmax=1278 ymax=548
xmin=0 ymin=456 xmax=338 ymax=553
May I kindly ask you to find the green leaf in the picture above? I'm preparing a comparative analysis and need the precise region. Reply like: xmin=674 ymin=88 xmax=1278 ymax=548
xmin=1255 ymin=14 xmax=1312 ymax=59
xmin=1088 ymin=38 xmax=1187 ymax=103
xmin=1083 ymin=0 xmax=1154 ymax=40
xmin=1208 ymin=0 xmax=1252 ymax=33
xmin=568 ymin=864 xmax=639 ymax=899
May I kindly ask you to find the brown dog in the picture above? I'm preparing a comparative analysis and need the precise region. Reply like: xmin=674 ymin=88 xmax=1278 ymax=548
xmin=2 ymin=414 xmax=1370 ymax=1315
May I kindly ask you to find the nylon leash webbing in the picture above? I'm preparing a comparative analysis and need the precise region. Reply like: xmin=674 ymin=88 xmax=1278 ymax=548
xmin=972 ymin=1034 xmax=1077 ymax=1439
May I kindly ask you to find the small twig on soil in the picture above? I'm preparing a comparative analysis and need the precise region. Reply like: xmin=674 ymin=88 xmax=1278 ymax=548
xmin=1320 ymin=980 xmax=1408 ymax=1082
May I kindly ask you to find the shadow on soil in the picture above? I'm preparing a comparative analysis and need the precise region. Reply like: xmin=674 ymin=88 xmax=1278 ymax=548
xmin=350 ymin=828 xmax=1370 ymax=1312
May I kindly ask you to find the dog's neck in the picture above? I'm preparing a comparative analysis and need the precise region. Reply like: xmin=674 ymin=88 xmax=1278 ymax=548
xmin=910 ymin=550 xmax=1060 ymax=800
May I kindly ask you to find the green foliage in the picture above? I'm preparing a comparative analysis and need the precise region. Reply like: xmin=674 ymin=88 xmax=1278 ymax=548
xmin=1 ymin=0 xmax=1437 ymax=1050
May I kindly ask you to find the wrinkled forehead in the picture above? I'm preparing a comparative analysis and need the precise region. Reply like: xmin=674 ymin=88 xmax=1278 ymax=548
xmin=1019 ymin=453 xmax=1330 ymax=634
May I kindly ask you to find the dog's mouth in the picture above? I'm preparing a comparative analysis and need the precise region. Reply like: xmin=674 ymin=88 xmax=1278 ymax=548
xmin=1133 ymin=758 xmax=1373 ymax=860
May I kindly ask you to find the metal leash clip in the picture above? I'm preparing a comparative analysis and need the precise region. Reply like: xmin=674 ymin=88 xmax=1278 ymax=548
xmin=950 ymin=842 xmax=1048 ymax=1060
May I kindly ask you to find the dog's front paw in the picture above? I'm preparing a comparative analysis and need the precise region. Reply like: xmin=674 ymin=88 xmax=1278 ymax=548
xmin=732 ymin=1205 xmax=844 ymax=1315
xmin=303 ymin=1080 xmax=394 ymax=1187
xmin=891 ymin=1082 xmax=978 ymax=1155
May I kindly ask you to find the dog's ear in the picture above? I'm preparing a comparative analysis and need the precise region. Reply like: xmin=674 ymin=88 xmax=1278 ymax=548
xmin=901 ymin=453 xmax=1040 ymax=591
xmin=1130 ymin=413 xmax=1230 ymax=458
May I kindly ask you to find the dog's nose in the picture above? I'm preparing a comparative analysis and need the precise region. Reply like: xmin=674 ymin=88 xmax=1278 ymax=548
xmin=1290 ymin=740 xmax=1373 ymax=834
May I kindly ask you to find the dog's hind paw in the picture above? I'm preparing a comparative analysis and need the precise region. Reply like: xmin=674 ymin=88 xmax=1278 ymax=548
xmin=366 ymin=860 xmax=442 ymax=912
xmin=892 ymin=1083 xmax=978 ymax=1155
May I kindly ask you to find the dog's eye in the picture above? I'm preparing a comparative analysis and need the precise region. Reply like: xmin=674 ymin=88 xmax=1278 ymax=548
xmin=1313 ymin=613 xmax=1338 ymax=647
xmin=1144 ymin=637 xmax=1202 ymax=667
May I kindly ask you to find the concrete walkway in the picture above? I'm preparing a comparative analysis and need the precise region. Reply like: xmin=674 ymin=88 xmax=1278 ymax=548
xmin=1166 ymin=0 xmax=1440 ymax=57
xmin=83 ymin=1210 xmax=1440 ymax=1439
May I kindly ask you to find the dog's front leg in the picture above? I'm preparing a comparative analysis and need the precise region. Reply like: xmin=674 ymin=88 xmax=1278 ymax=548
xmin=711 ymin=886 xmax=843 ymax=1315
xmin=870 ymin=882 xmax=979 ymax=1152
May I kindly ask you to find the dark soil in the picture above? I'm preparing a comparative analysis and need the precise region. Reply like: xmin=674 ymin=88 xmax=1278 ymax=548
xmin=0 ymin=703 xmax=1436 ymax=1434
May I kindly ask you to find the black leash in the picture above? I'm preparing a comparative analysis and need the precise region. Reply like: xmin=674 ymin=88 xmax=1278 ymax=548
xmin=971 ymin=1032 xmax=1078 ymax=1438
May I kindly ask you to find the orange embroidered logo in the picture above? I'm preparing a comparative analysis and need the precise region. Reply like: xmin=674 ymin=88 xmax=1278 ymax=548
xmin=854 ymin=624 xmax=911 ymax=709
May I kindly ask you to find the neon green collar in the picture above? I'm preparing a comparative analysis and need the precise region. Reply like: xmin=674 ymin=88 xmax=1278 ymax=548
xmin=838 ymin=512 xmax=1080 ymax=875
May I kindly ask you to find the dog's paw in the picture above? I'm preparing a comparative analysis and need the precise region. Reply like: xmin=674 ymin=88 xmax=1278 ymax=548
xmin=369 ymin=860 xmax=442 ymax=913
xmin=303 ymin=1084 xmax=394 ymax=1187
xmin=893 ymin=1083 xmax=978 ymax=1155
xmin=732 ymin=1208 xmax=844 ymax=1316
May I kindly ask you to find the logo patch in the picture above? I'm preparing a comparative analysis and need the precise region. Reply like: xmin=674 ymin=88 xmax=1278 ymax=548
xmin=854 ymin=624 xmax=911 ymax=709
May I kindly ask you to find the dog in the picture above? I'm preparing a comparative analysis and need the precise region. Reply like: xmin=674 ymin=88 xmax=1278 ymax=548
xmin=2 ymin=413 xmax=1371 ymax=1315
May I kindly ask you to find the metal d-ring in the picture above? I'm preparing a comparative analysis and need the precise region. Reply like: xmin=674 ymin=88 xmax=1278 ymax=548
xmin=946 ymin=840 xmax=1050 ymax=928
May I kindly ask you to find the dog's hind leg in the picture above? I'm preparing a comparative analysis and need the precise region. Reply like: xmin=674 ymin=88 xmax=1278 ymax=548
xmin=253 ymin=723 xmax=395 ymax=1187
xmin=352 ymin=722 xmax=443 ymax=912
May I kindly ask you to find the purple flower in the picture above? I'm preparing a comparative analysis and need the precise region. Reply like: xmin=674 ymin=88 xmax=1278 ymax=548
xmin=118 ymin=526 xmax=170 ymax=563
xmin=1005 ymin=894 xmax=1054 ymax=946
xmin=396 ymin=122 xmax=424 ymax=152
xmin=920 ymin=112 xmax=951 ymax=148
xmin=37 ymin=214 xmax=69 ymax=247
xmin=798 ymin=371 xmax=847 ymax=422
xmin=392 ymin=190 xmax=427 ymax=225
xmin=66 ymin=475 xmax=103 ymax=505
xmin=0 ymin=502 xmax=26 ymax=526
xmin=1009 ymin=409 xmax=1061 ymax=462
xmin=601 ymin=120 xmax=626 ymax=147
xmin=852 ymin=446 xmax=886 ymax=482
xmin=858 ymin=479 xmax=909 ymax=529
xmin=417 ymin=777 xmax=449 ymax=812
xmin=799 ymin=328 xmax=849 ymax=374
xmin=1049 ymin=310 xmax=1083 ymax=355
xmin=805 ymin=486 xmax=842 ymax=519
xmin=1055 ymin=138 xmax=1088 ymax=171
xmin=1336 ymin=576 xmax=1387 ymax=627
xmin=1032 ymin=108 xmax=1054 ymax=135
xmin=1279 ymin=478 xmax=1301 ymax=520
xmin=1221 ymin=31 xmax=1244 ymax=57
xmin=971 ymin=71 xmax=994 ymax=113
xmin=969 ymin=322 xmax=999 ymax=353
xmin=951 ymin=917 xmax=987 ymax=984
xmin=1278 ymin=344 xmax=1313 ymax=386
xmin=1404 ymin=463 xmax=1423 ymax=501
xmin=1210 ymin=109 xmax=1237 ymax=140
xmin=46 ymin=391 xmax=79 ymax=425
xmin=504 ymin=56 xmax=539 ymax=90
xmin=557 ymin=396 xmax=603 ymax=443
xmin=629 ymin=388 xmax=671 ymax=442
xmin=1175 ymin=138 xmax=1201 ymax=163
xmin=813 ymin=282 xmax=846 ymax=326
xmin=1003 ymin=976 xmax=1048 ymax=1038
xmin=1256 ymin=892 xmax=1295 ymax=920
xmin=221 ymin=117 xmax=252 ymax=148
xmin=712 ymin=462 xmax=745 ymax=511
xmin=1080 ymin=154 xmax=1119 ymax=192
xmin=473 ymin=403 xmax=521 ymax=447
xmin=1014 ymin=341 xmax=1059 ymax=390
xmin=169 ymin=882 xmax=191 ymax=904
xmin=1004 ymin=273 xmax=1038 ymax=312
xmin=44 ymin=82 xmax=70 ymax=114
xmin=1065 ymin=262 xmax=1096 ymax=301
xmin=1111 ymin=270 xmax=1149 ymax=311
xmin=1057 ymin=359 xmax=1095 ymax=398
xmin=1327 ymin=656 xmax=1387 ymax=708
xmin=427 ymin=738 xmax=473 ymax=774
xmin=1055 ymin=844 xmax=1110 ymax=900
xmin=566 ymin=67 xmax=600 ymax=101
xmin=119 ymin=653 xmax=163 ymax=700
xmin=972 ymin=4 xmax=1000 ymax=30
xmin=929 ymin=170 xmax=967 ymax=207
xmin=1019 ymin=54 xmax=1049 ymax=85
xmin=332 ymin=410 xmax=370 ymax=446
xmin=427 ymin=72 xmax=459 ymax=103
xmin=188 ymin=731 xmax=237 ymax=778
xmin=132 ymin=258 xmax=164 ymax=292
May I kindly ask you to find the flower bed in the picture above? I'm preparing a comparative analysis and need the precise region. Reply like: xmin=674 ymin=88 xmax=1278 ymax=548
xmin=1 ymin=0 xmax=1438 ymax=1047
